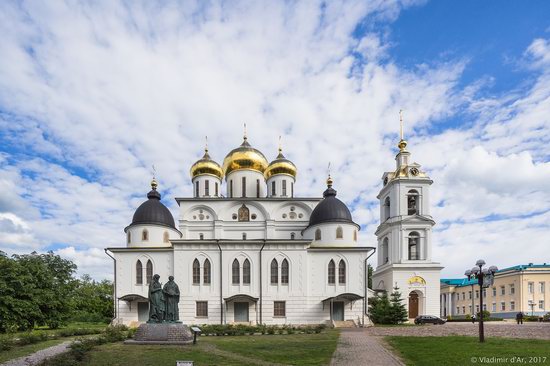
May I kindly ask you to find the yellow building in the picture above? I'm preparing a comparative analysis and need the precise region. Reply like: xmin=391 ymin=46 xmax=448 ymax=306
xmin=440 ymin=264 xmax=550 ymax=319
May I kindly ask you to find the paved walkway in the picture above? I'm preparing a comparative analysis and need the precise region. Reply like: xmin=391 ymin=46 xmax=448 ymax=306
xmin=330 ymin=328 xmax=404 ymax=366
xmin=0 ymin=341 xmax=72 ymax=366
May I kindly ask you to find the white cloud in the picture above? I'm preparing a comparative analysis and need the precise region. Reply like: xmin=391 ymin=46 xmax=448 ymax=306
xmin=0 ymin=1 xmax=548 ymax=279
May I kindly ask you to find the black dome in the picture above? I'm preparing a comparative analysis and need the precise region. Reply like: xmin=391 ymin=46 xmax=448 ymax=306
xmin=130 ymin=186 xmax=176 ymax=229
xmin=308 ymin=183 xmax=355 ymax=227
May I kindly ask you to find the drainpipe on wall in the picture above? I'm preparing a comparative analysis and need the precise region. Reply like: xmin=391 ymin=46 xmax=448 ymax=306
xmin=364 ymin=248 xmax=376 ymax=326
xmin=217 ymin=241 xmax=223 ymax=324
xmin=259 ymin=240 xmax=266 ymax=325
xmin=104 ymin=249 xmax=117 ymax=324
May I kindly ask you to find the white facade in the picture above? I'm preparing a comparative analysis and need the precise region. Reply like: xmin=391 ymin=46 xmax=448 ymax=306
xmin=372 ymin=139 xmax=443 ymax=318
xmin=107 ymin=138 xmax=374 ymax=327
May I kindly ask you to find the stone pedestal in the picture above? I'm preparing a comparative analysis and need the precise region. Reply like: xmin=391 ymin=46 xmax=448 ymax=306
xmin=125 ymin=323 xmax=193 ymax=345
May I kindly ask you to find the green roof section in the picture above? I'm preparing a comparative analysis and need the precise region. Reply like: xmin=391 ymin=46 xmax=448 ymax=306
xmin=441 ymin=263 xmax=550 ymax=288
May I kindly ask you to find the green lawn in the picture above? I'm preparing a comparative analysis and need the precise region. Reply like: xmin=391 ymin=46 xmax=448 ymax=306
xmin=84 ymin=330 xmax=340 ymax=366
xmin=386 ymin=336 xmax=550 ymax=366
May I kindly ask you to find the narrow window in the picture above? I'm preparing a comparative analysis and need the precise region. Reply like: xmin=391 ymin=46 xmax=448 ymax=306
xmin=274 ymin=301 xmax=286 ymax=317
xmin=282 ymin=180 xmax=287 ymax=196
xmin=242 ymin=177 xmax=246 ymax=197
xmin=230 ymin=180 xmax=233 ymax=198
xmin=281 ymin=259 xmax=289 ymax=284
xmin=163 ymin=231 xmax=169 ymax=243
xmin=291 ymin=182 xmax=294 ymax=197
xmin=256 ymin=179 xmax=260 ymax=198
xmin=127 ymin=231 xmax=131 ymax=244
xmin=336 ymin=226 xmax=343 ymax=239
xmin=142 ymin=229 xmax=148 ymax=241
xmin=290 ymin=232 xmax=295 ymax=240
xmin=232 ymin=259 xmax=240 ymax=284
xmin=382 ymin=237 xmax=389 ymax=264
xmin=215 ymin=182 xmax=219 ymax=196
xmin=196 ymin=301 xmax=208 ymax=317
xmin=384 ymin=197 xmax=390 ymax=221
xmin=203 ymin=259 xmax=211 ymax=284
xmin=353 ymin=230 xmax=357 ymax=241
xmin=205 ymin=180 xmax=210 ymax=196
xmin=242 ymin=233 xmax=247 ymax=240
xmin=328 ymin=260 xmax=335 ymax=284
xmin=195 ymin=180 xmax=200 ymax=197
xmin=408 ymin=232 xmax=419 ymax=260
xmin=270 ymin=259 xmax=278 ymax=284
xmin=408 ymin=190 xmax=419 ymax=215
xmin=146 ymin=260 xmax=153 ymax=285
xmin=193 ymin=259 xmax=200 ymax=284
xmin=199 ymin=233 xmax=204 ymax=240
xmin=272 ymin=181 xmax=276 ymax=196
xmin=243 ymin=259 xmax=251 ymax=284
xmin=338 ymin=260 xmax=346 ymax=284
xmin=315 ymin=228 xmax=321 ymax=240
xmin=136 ymin=260 xmax=143 ymax=285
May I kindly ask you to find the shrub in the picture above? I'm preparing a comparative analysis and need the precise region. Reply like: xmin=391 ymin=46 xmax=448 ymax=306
xmin=267 ymin=326 xmax=276 ymax=335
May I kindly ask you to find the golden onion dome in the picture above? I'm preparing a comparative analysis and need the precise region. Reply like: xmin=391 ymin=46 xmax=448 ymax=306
xmin=264 ymin=148 xmax=297 ymax=180
xmin=190 ymin=148 xmax=223 ymax=180
xmin=222 ymin=137 xmax=269 ymax=178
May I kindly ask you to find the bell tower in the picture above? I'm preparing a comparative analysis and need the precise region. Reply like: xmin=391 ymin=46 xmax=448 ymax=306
xmin=372 ymin=111 xmax=443 ymax=318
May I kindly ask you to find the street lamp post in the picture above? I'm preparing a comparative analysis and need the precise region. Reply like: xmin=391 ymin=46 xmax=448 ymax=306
xmin=465 ymin=260 xmax=498 ymax=343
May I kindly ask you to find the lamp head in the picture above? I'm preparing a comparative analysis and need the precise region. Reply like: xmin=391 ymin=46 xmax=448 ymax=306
xmin=476 ymin=259 xmax=486 ymax=267
xmin=471 ymin=267 xmax=480 ymax=275
xmin=464 ymin=269 xmax=472 ymax=277
xmin=489 ymin=265 xmax=498 ymax=273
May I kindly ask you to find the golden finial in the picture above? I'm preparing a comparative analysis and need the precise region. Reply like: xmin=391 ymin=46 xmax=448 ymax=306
xmin=398 ymin=109 xmax=407 ymax=151
xmin=151 ymin=165 xmax=158 ymax=190
xmin=278 ymin=135 xmax=282 ymax=154
xmin=243 ymin=122 xmax=247 ymax=141
xmin=205 ymin=136 xmax=208 ymax=153
xmin=326 ymin=162 xmax=333 ymax=187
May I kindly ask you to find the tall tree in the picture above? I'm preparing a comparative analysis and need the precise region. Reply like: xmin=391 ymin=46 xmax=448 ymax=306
xmin=388 ymin=287 xmax=408 ymax=324
xmin=367 ymin=264 xmax=373 ymax=289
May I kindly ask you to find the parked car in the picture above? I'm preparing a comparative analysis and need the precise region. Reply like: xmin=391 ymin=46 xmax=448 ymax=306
xmin=414 ymin=315 xmax=447 ymax=325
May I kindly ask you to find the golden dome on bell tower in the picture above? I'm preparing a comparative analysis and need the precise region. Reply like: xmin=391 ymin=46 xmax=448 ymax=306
xmin=222 ymin=135 xmax=269 ymax=178
xmin=264 ymin=146 xmax=297 ymax=179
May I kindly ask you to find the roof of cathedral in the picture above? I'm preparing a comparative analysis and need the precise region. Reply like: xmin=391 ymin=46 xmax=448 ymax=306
xmin=128 ymin=179 xmax=176 ymax=230
xmin=308 ymin=176 xmax=357 ymax=228
xmin=264 ymin=147 xmax=297 ymax=179
xmin=222 ymin=136 xmax=269 ymax=177
xmin=190 ymin=147 xmax=223 ymax=179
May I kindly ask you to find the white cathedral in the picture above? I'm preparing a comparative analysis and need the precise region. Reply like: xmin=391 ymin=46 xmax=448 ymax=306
xmin=106 ymin=130 xmax=442 ymax=326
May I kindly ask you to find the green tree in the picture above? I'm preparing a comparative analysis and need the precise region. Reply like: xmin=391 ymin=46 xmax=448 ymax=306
xmin=369 ymin=292 xmax=391 ymax=324
xmin=71 ymin=274 xmax=113 ymax=323
xmin=388 ymin=287 xmax=408 ymax=324
xmin=367 ymin=264 xmax=373 ymax=289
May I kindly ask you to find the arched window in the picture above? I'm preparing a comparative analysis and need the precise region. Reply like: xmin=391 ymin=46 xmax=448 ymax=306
xmin=243 ymin=259 xmax=251 ymax=284
xmin=270 ymin=259 xmax=278 ymax=284
xmin=163 ymin=231 xmax=169 ymax=243
xmin=136 ymin=260 xmax=143 ymax=285
xmin=353 ymin=230 xmax=357 ymax=241
xmin=328 ymin=260 xmax=335 ymax=284
xmin=195 ymin=180 xmax=199 ymax=197
xmin=242 ymin=233 xmax=247 ymax=240
xmin=315 ymin=228 xmax=322 ymax=240
xmin=384 ymin=197 xmax=391 ymax=221
xmin=290 ymin=232 xmax=295 ymax=240
xmin=408 ymin=190 xmax=419 ymax=215
xmin=408 ymin=231 xmax=420 ymax=260
xmin=146 ymin=260 xmax=153 ymax=285
xmin=203 ymin=259 xmax=211 ymax=284
xmin=382 ymin=237 xmax=389 ymax=264
xmin=232 ymin=259 xmax=240 ymax=284
xmin=199 ymin=233 xmax=204 ymax=240
xmin=242 ymin=177 xmax=246 ymax=197
xmin=336 ymin=226 xmax=343 ymax=239
xmin=281 ymin=259 xmax=289 ymax=284
xmin=193 ymin=259 xmax=200 ymax=284
xmin=205 ymin=180 xmax=210 ymax=196
xmin=142 ymin=229 xmax=148 ymax=241
xmin=338 ymin=260 xmax=346 ymax=284
xmin=127 ymin=231 xmax=131 ymax=244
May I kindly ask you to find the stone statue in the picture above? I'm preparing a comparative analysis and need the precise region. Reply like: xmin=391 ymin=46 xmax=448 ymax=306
xmin=148 ymin=274 xmax=165 ymax=322
xmin=163 ymin=276 xmax=180 ymax=322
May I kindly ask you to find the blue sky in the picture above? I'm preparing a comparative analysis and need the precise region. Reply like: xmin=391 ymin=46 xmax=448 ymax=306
xmin=0 ymin=0 xmax=549 ymax=279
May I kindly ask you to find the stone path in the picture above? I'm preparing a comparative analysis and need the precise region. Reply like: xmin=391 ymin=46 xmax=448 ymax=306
xmin=330 ymin=329 xmax=404 ymax=366
xmin=0 ymin=341 xmax=72 ymax=366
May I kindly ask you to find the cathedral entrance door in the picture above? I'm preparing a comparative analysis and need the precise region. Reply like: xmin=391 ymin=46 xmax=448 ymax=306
xmin=234 ymin=302 xmax=249 ymax=322
xmin=408 ymin=292 xmax=419 ymax=318
xmin=332 ymin=301 xmax=344 ymax=321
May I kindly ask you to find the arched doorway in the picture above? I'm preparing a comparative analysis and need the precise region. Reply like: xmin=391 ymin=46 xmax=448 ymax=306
xmin=408 ymin=292 xmax=419 ymax=318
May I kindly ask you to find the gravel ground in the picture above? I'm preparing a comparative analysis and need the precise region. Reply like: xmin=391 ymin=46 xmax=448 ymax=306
xmin=366 ymin=322 xmax=550 ymax=340
xmin=0 ymin=341 xmax=72 ymax=366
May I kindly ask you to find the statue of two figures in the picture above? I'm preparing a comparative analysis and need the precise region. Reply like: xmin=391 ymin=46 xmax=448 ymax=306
xmin=148 ymin=274 xmax=180 ymax=323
